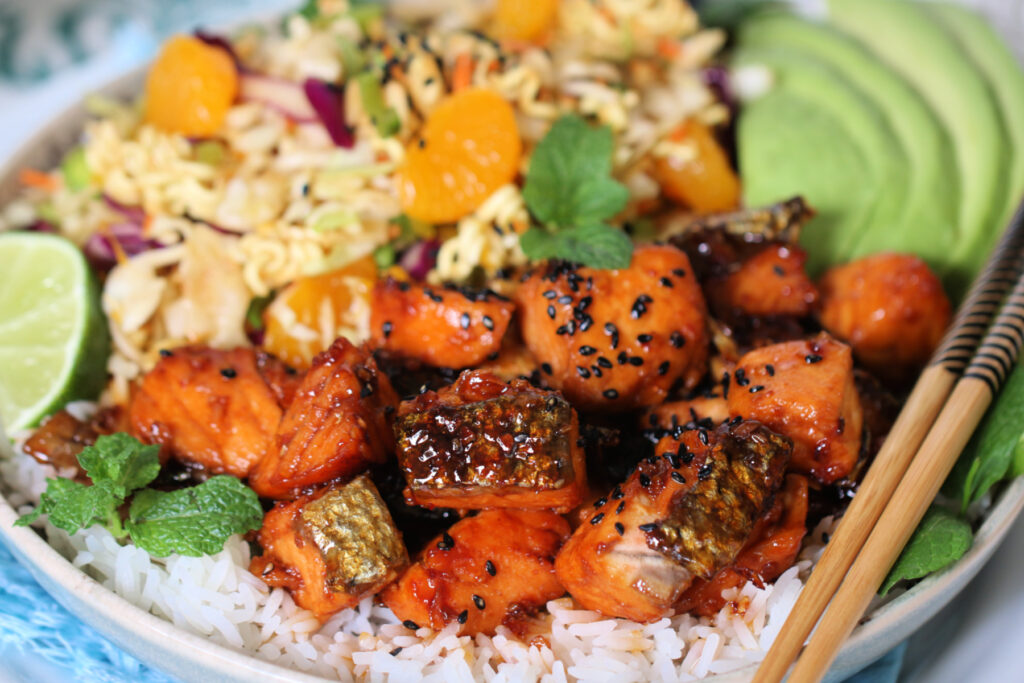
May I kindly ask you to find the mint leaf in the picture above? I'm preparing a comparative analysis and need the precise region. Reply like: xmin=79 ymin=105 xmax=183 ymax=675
xmin=126 ymin=476 xmax=263 ymax=557
xmin=881 ymin=507 xmax=972 ymax=595
xmin=16 ymin=478 xmax=123 ymax=536
xmin=78 ymin=433 xmax=161 ymax=499
xmin=554 ymin=224 xmax=634 ymax=270
xmin=523 ymin=115 xmax=629 ymax=228
xmin=519 ymin=227 xmax=560 ymax=261
xmin=944 ymin=362 xmax=1024 ymax=510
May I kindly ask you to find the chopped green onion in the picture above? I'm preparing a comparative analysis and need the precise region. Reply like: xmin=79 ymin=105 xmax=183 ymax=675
xmin=245 ymin=292 xmax=275 ymax=332
xmin=356 ymin=72 xmax=401 ymax=137
xmin=337 ymin=36 xmax=367 ymax=77
xmin=349 ymin=2 xmax=384 ymax=33
xmin=36 ymin=202 xmax=60 ymax=225
xmin=61 ymin=147 xmax=90 ymax=191
xmin=373 ymin=243 xmax=396 ymax=269
xmin=194 ymin=140 xmax=226 ymax=166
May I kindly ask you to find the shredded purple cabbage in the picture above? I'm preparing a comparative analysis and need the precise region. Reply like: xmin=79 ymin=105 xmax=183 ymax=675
xmin=26 ymin=220 xmax=56 ymax=233
xmin=183 ymin=212 xmax=245 ymax=236
xmin=193 ymin=29 xmax=241 ymax=69
xmin=703 ymin=66 xmax=736 ymax=115
xmin=83 ymin=223 xmax=163 ymax=271
xmin=303 ymin=79 xmax=354 ymax=148
xmin=102 ymin=194 xmax=147 ymax=225
xmin=400 ymin=240 xmax=440 ymax=281
xmin=239 ymin=73 xmax=317 ymax=123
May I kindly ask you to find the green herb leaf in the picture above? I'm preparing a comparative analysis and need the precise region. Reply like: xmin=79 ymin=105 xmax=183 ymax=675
xmin=519 ymin=227 xmax=561 ymax=261
xmin=944 ymin=362 xmax=1024 ymax=510
xmin=881 ymin=507 xmax=972 ymax=595
xmin=523 ymin=115 xmax=630 ymax=229
xmin=16 ymin=478 xmax=122 ymax=536
xmin=1011 ymin=433 xmax=1024 ymax=479
xmin=61 ymin=146 xmax=90 ymax=191
xmin=77 ymin=433 xmax=161 ymax=499
xmin=356 ymin=72 xmax=401 ymax=138
xmin=194 ymin=140 xmax=226 ymax=166
xmin=125 ymin=476 xmax=263 ymax=557
xmin=245 ymin=292 xmax=275 ymax=334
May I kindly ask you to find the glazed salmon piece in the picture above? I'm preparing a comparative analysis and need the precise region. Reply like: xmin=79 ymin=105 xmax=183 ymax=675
xmin=128 ymin=347 xmax=285 ymax=477
xmin=369 ymin=278 xmax=515 ymax=369
xmin=712 ymin=244 xmax=818 ymax=318
xmin=676 ymin=474 xmax=808 ymax=616
xmin=249 ymin=338 xmax=398 ymax=499
xmin=394 ymin=370 xmax=586 ymax=512
xmin=381 ymin=509 xmax=569 ymax=636
xmin=516 ymin=245 xmax=709 ymax=411
xmin=555 ymin=420 xmax=791 ymax=622
xmin=727 ymin=333 xmax=863 ymax=484
xmin=251 ymin=475 xmax=408 ymax=619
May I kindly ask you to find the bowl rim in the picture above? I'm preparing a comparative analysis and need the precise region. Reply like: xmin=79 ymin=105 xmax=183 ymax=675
xmin=2 ymin=63 xmax=1024 ymax=683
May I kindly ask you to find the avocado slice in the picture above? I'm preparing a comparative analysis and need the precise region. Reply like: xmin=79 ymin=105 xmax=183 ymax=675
xmin=927 ymin=3 xmax=1024 ymax=228
xmin=732 ymin=47 xmax=908 ymax=275
xmin=827 ymin=0 xmax=1009 ymax=294
xmin=735 ymin=12 xmax=959 ymax=279
xmin=737 ymin=89 xmax=875 ymax=274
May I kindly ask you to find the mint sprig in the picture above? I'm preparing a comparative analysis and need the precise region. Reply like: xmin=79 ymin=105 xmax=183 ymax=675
xmin=16 ymin=433 xmax=262 ymax=558
xmin=520 ymin=115 xmax=633 ymax=269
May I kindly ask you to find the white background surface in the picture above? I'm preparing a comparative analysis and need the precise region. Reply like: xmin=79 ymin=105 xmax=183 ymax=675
xmin=1 ymin=11 xmax=1024 ymax=683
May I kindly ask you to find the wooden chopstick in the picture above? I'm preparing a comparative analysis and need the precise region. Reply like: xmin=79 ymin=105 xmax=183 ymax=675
xmin=785 ymin=262 xmax=1024 ymax=682
xmin=754 ymin=202 xmax=1024 ymax=683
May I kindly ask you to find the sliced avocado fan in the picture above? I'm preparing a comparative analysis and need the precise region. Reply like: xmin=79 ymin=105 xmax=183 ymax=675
xmin=735 ymin=12 xmax=960 ymax=282
xmin=732 ymin=47 xmax=908 ymax=275
xmin=827 ymin=0 xmax=1009 ymax=295
xmin=927 ymin=2 xmax=1024 ymax=230
xmin=737 ymin=89 xmax=874 ymax=274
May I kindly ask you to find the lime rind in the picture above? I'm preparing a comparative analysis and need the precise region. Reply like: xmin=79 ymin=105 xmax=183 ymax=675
xmin=0 ymin=232 xmax=110 ymax=432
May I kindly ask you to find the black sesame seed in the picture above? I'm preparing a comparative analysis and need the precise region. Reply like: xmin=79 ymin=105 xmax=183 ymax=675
xmin=390 ymin=647 xmax=403 ymax=656
xmin=403 ymin=620 xmax=420 ymax=630
xmin=579 ymin=345 xmax=597 ymax=356
xmin=617 ymin=351 xmax=629 ymax=365
xmin=604 ymin=389 xmax=619 ymax=399
xmin=628 ymin=356 xmax=643 ymax=366
xmin=578 ymin=296 xmax=592 ymax=310
xmin=698 ymin=464 xmax=713 ymax=480
xmin=749 ymin=385 xmax=765 ymax=393
xmin=543 ymin=289 xmax=556 ymax=299
xmin=698 ymin=429 xmax=709 ymax=445
xmin=482 ymin=315 xmax=494 ymax=331
xmin=838 ymin=417 xmax=846 ymax=434
xmin=547 ymin=305 xmax=556 ymax=319
xmin=670 ymin=331 xmax=685 ymax=348
xmin=616 ymin=500 xmax=625 ymax=514
xmin=615 ymin=522 xmax=625 ymax=536
xmin=485 ymin=560 xmax=496 ymax=576
xmin=612 ymin=486 xmax=624 ymax=500
xmin=460 ymin=312 xmax=471 ymax=330
xmin=591 ymin=365 xmax=603 ymax=377
xmin=660 ymin=277 xmax=674 ymax=288
xmin=382 ymin=321 xmax=393 ymax=338
xmin=360 ymin=383 xmax=374 ymax=398
xmin=593 ymin=497 xmax=607 ymax=508
xmin=220 ymin=368 xmax=237 ymax=379
xmin=473 ymin=594 xmax=486 ymax=610
xmin=681 ymin=448 xmax=695 ymax=464
xmin=158 ymin=348 xmax=173 ymax=358
xmin=806 ymin=354 xmax=823 ymax=364
xmin=672 ymin=268 xmax=686 ymax=278
xmin=669 ymin=452 xmax=682 ymax=469
xmin=397 ymin=281 xmax=411 ymax=292
xmin=638 ymin=523 xmax=657 ymax=532
xmin=631 ymin=295 xmax=652 ymax=319
xmin=773 ymin=265 xmax=785 ymax=276
xmin=457 ymin=610 xmax=468 ymax=624
xmin=437 ymin=532 xmax=455 ymax=550
xmin=557 ymin=295 xmax=573 ymax=304
xmin=597 ymin=357 xmax=613 ymax=369
xmin=417 ymin=138 xmax=426 ymax=149
xmin=541 ymin=363 xmax=553 ymax=375
xmin=671 ymin=471 xmax=686 ymax=484
xmin=424 ymin=289 xmax=443 ymax=303
xmin=605 ymin=322 xmax=619 ymax=349
xmin=822 ymin=532 xmax=831 ymax=544
xmin=577 ymin=366 xmax=591 ymax=379
xmin=734 ymin=368 xmax=749 ymax=387
xmin=556 ymin=325 xmax=570 ymax=335
xmin=590 ymin=512 xmax=605 ymax=525
xmin=765 ymin=364 xmax=775 ymax=376
xmin=658 ymin=361 xmax=670 ymax=376
xmin=638 ymin=473 xmax=651 ymax=487
xmin=637 ymin=334 xmax=653 ymax=343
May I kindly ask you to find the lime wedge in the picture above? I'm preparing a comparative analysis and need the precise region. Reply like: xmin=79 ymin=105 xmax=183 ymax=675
xmin=0 ymin=232 xmax=109 ymax=432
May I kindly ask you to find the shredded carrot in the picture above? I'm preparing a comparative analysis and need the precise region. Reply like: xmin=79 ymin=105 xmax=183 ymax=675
xmin=452 ymin=54 xmax=475 ymax=92
xmin=657 ymin=37 xmax=683 ymax=60
xmin=19 ymin=169 xmax=58 ymax=192
xmin=668 ymin=121 xmax=692 ymax=143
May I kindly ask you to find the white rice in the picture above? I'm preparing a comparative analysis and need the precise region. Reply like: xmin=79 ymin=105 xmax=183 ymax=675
xmin=1 ymin=424 xmax=837 ymax=683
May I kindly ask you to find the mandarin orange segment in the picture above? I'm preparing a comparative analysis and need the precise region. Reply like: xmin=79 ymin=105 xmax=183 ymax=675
xmin=263 ymin=256 xmax=377 ymax=370
xmin=493 ymin=0 xmax=558 ymax=44
xmin=144 ymin=35 xmax=239 ymax=137
xmin=654 ymin=119 xmax=741 ymax=213
xmin=397 ymin=88 xmax=522 ymax=224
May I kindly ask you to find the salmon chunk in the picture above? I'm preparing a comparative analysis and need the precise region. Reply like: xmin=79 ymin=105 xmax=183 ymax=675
xmin=555 ymin=420 xmax=791 ymax=622
xmin=394 ymin=370 xmax=586 ymax=512
xmin=726 ymin=334 xmax=863 ymax=484
xmin=712 ymin=244 xmax=818 ymax=318
xmin=369 ymin=278 xmax=515 ymax=369
xmin=250 ymin=338 xmax=398 ymax=499
xmin=251 ymin=475 xmax=408 ymax=619
xmin=381 ymin=509 xmax=569 ymax=635
xmin=516 ymin=245 xmax=709 ymax=411
xmin=128 ymin=347 xmax=286 ymax=477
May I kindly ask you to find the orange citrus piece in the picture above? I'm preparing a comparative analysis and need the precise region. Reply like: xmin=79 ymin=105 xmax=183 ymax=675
xmin=493 ymin=0 xmax=558 ymax=44
xmin=263 ymin=256 xmax=377 ymax=370
xmin=654 ymin=119 xmax=741 ymax=213
xmin=145 ymin=35 xmax=238 ymax=137
xmin=397 ymin=88 xmax=522 ymax=224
